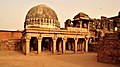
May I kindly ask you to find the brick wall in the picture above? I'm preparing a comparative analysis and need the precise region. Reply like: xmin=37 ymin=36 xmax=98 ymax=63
xmin=0 ymin=30 xmax=22 ymax=51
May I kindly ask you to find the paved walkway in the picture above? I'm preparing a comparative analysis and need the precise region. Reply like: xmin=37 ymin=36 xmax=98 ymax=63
xmin=0 ymin=51 xmax=119 ymax=67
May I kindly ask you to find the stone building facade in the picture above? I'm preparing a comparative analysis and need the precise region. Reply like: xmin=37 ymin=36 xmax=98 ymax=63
xmin=0 ymin=4 xmax=119 ymax=55
xmin=22 ymin=4 xmax=92 ymax=55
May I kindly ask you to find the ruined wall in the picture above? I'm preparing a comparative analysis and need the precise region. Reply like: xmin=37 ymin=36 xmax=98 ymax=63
xmin=0 ymin=30 xmax=22 ymax=51
xmin=97 ymin=33 xmax=120 ymax=64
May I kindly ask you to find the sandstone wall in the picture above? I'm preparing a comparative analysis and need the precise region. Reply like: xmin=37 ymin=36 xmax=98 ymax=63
xmin=0 ymin=30 xmax=22 ymax=51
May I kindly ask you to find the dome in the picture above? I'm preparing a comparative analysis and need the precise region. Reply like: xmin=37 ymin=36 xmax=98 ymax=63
xmin=24 ymin=4 xmax=60 ymax=29
xmin=73 ymin=12 xmax=90 ymax=20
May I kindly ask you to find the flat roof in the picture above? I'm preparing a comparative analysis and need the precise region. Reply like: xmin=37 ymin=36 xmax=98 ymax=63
xmin=0 ymin=30 xmax=22 ymax=32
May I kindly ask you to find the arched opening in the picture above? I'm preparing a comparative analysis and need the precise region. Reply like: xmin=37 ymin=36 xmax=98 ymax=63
xmin=30 ymin=37 xmax=38 ymax=51
xmin=41 ymin=37 xmax=53 ymax=52
xmin=108 ymin=23 xmax=110 ymax=30
xmin=56 ymin=38 xmax=63 ymax=53
xmin=88 ymin=37 xmax=95 ymax=52
xmin=78 ymin=38 xmax=85 ymax=52
xmin=66 ymin=38 xmax=75 ymax=53
xmin=82 ymin=20 xmax=88 ymax=28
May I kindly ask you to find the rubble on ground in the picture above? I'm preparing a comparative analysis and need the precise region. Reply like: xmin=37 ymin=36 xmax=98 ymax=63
xmin=97 ymin=33 xmax=120 ymax=64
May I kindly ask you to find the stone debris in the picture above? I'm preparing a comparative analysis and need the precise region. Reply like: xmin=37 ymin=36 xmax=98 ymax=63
xmin=97 ymin=33 xmax=120 ymax=64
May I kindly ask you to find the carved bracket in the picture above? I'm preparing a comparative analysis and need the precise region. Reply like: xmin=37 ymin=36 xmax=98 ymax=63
xmin=25 ymin=36 xmax=31 ymax=40
xmin=62 ymin=36 xmax=67 ymax=42
xmin=37 ymin=37 xmax=42 ymax=40
xmin=52 ymin=34 xmax=58 ymax=40
xmin=74 ymin=38 xmax=78 ymax=41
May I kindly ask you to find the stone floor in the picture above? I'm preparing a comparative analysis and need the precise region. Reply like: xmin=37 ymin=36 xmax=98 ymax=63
xmin=0 ymin=51 xmax=119 ymax=67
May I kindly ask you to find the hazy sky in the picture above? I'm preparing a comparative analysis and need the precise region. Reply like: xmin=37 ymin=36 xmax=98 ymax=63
xmin=0 ymin=0 xmax=120 ymax=30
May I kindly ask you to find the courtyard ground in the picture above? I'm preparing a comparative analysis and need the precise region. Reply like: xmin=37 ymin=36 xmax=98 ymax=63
xmin=0 ymin=51 xmax=119 ymax=67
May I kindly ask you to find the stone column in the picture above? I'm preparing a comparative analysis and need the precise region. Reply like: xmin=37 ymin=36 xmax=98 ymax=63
xmin=88 ymin=22 xmax=90 ymax=30
xmin=88 ymin=22 xmax=90 ymax=38
xmin=39 ymin=18 xmax=41 ymax=27
xmin=52 ymin=40 xmax=56 ymax=54
xmin=62 ymin=37 xmax=67 ymax=54
xmin=74 ymin=38 xmax=78 ymax=53
xmin=38 ymin=40 xmax=42 ymax=54
xmin=52 ymin=36 xmax=57 ymax=54
xmin=48 ymin=19 xmax=50 ymax=23
xmin=48 ymin=19 xmax=50 ymax=27
xmin=85 ymin=39 xmax=89 ymax=52
xmin=80 ymin=20 xmax=82 ymax=28
xmin=25 ymin=39 xmax=30 ymax=55
xmin=42 ymin=18 xmax=44 ymax=22
xmin=45 ymin=18 xmax=47 ymax=23
xmin=37 ymin=37 xmax=42 ymax=54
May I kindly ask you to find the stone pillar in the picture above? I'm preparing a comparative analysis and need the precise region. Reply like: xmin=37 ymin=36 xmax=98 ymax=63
xmin=48 ymin=19 xmax=50 ymax=25
xmin=45 ymin=18 xmax=47 ymax=23
xmin=62 ymin=37 xmax=67 ymax=54
xmin=53 ymin=20 xmax=55 ymax=28
xmin=52 ymin=40 xmax=56 ymax=54
xmin=39 ymin=18 xmax=41 ymax=27
xmin=37 ymin=37 xmax=42 ymax=54
xmin=52 ymin=36 xmax=57 ymax=54
xmin=74 ymin=38 xmax=78 ymax=53
xmin=80 ymin=21 xmax=82 ymax=28
xmin=42 ymin=18 xmax=44 ymax=22
xmin=48 ymin=19 xmax=50 ymax=23
xmin=25 ymin=39 xmax=30 ymax=55
xmin=85 ymin=39 xmax=89 ymax=52
xmin=38 ymin=40 xmax=42 ymax=54
xmin=87 ymin=22 xmax=90 ymax=30
xmin=88 ymin=22 xmax=90 ymax=38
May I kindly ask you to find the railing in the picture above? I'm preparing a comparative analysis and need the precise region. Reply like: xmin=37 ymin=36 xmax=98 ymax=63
xmin=67 ymin=27 xmax=88 ymax=32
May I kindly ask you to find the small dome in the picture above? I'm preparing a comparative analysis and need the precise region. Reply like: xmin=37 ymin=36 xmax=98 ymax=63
xmin=24 ymin=4 xmax=60 ymax=29
xmin=73 ymin=12 xmax=90 ymax=20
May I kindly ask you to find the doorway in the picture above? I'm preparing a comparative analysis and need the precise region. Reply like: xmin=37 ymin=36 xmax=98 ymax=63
xmin=41 ymin=37 xmax=53 ymax=51
xmin=30 ymin=37 xmax=38 ymax=51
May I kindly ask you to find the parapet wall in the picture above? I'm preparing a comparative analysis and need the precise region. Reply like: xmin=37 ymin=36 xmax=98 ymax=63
xmin=0 ymin=30 xmax=22 ymax=51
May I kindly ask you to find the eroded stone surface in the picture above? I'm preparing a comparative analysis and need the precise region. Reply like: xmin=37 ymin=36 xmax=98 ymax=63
xmin=97 ymin=33 xmax=120 ymax=64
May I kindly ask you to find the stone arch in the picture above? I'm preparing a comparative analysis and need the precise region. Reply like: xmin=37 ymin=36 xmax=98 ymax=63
xmin=66 ymin=38 xmax=75 ymax=51
xmin=78 ymin=38 xmax=85 ymax=51
xmin=41 ymin=37 xmax=53 ymax=51
xmin=30 ymin=37 xmax=38 ymax=51
xmin=56 ymin=38 xmax=63 ymax=53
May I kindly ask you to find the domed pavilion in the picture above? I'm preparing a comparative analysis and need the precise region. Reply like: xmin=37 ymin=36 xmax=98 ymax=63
xmin=22 ymin=4 xmax=92 ymax=55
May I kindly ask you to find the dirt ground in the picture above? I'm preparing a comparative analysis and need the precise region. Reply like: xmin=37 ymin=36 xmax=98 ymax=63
xmin=0 ymin=51 xmax=119 ymax=67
